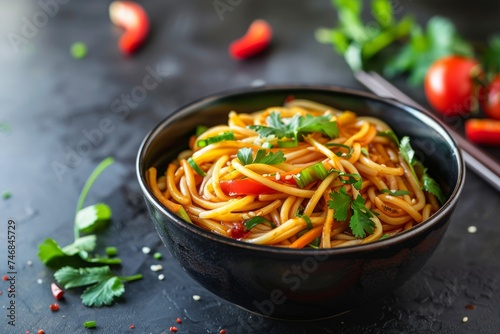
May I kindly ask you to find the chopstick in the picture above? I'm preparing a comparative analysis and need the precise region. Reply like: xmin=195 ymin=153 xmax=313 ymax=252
xmin=355 ymin=70 xmax=500 ymax=193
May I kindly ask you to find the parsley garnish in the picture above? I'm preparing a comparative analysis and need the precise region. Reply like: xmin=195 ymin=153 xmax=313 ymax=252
xmin=237 ymin=148 xmax=286 ymax=165
xmin=377 ymin=130 xmax=400 ymax=146
xmin=37 ymin=157 xmax=142 ymax=307
xmin=249 ymin=112 xmax=338 ymax=142
xmin=328 ymin=188 xmax=376 ymax=238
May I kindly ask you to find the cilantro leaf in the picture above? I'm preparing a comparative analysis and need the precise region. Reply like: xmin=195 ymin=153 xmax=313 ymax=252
xmin=328 ymin=187 xmax=352 ymax=221
xmin=237 ymin=148 xmax=286 ymax=166
xmin=350 ymin=195 xmax=376 ymax=238
xmin=422 ymin=172 xmax=446 ymax=204
xmin=38 ymin=238 xmax=67 ymax=265
xmin=81 ymin=277 xmax=125 ymax=307
xmin=377 ymin=130 xmax=400 ymax=146
xmin=55 ymin=266 xmax=142 ymax=307
xmin=249 ymin=112 xmax=338 ymax=142
xmin=399 ymin=136 xmax=418 ymax=181
xmin=398 ymin=137 xmax=445 ymax=203
xmin=297 ymin=114 xmax=339 ymax=139
xmin=62 ymin=235 xmax=97 ymax=255
xmin=55 ymin=266 xmax=114 ymax=289
xmin=75 ymin=203 xmax=112 ymax=233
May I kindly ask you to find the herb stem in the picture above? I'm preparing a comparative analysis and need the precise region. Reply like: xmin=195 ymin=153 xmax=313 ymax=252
xmin=73 ymin=157 xmax=115 ymax=240
xmin=119 ymin=274 xmax=143 ymax=282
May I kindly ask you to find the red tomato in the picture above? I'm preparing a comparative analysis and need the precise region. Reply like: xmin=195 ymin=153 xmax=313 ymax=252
xmin=424 ymin=55 xmax=481 ymax=116
xmin=483 ymin=75 xmax=500 ymax=120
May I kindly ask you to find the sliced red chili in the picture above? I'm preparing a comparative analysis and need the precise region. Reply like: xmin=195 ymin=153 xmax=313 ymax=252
xmin=51 ymin=282 xmax=64 ymax=300
xmin=465 ymin=119 xmax=500 ymax=145
xmin=109 ymin=1 xmax=150 ymax=55
xmin=229 ymin=19 xmax=272 ymax=60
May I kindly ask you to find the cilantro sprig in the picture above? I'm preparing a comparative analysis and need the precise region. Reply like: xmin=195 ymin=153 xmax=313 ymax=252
xmin=249 ymin=112 xmax=338 ymax=143
xmin=398 ymin=136 xmax=446 ymax=204
xmin=37 ymin=157 xmax=142 ymax=307
xmin=54 ymin=266 xmax=142 ymax=307
xmin=328 ymin=187 xmax=377 ymax=238
xmin=237 ymin=148 xmax=286 ymax=165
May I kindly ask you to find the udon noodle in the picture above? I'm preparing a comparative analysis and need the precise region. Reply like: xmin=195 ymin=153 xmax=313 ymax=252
xmin=147 ymin=99 xmax=443 ymax=249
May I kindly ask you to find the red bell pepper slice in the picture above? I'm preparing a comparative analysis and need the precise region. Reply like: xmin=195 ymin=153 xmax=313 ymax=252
xmin=229 ymin=19 xmax=272 ymax=60
xmin=465 ymin=119 xmax=500 ymax=146
xmin=109 ymin=1 xmax=150 ymax=55
xmin=220 ymin=178 xmax=277 ymax=196
xmin=220 ymin=175 xmax=297 ymax=196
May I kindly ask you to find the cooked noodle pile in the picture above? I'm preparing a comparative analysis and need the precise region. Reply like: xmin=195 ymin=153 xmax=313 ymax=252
xmin=147 ymin=99 xmax=443 ymax=249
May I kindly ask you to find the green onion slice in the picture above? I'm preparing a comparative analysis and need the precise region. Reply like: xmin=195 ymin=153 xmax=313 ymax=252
xmin=381 ymin=189 xmax=411 ymax=196
xmin=294 ymin=162 xmax=329 ymax=188
xmin=187 ymin=157 xmax=206 ymax=177
xmin=197 ymin=131 xmax=235 ymax=148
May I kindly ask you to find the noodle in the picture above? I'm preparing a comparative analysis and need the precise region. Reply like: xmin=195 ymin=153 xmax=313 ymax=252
xmin=148 ymin=101 xmax=444 ymax=249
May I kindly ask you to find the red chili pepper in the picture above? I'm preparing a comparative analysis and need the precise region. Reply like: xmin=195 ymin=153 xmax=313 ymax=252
xmin=465 ymin=119 xmax=500 ymax=145
xmin=175 ymin=318 xmax=182 ymax=324
xmin=49 ymin=303 xmax=60 ymax=311
xmin=229 ymin=19 xmax=272 ymax=60
xmin=37 ymin=330 xmax=45 ymax=334
xmin=109 ymin=1 xmax=150 ymax=55
xmin=229 ymin=222 xmax=250 ymax=240
xmin=130 ymin=324 xmax=136 ymax=329
xmin=2 ymin=275 xmax=8 ymax=281
xmin=169 ymin=326 xmax=178 ymax=333
xmin=220 ymin=330 xmax=227 ymax=334
xmin=51 ymin=282 xmax=64 ymax=300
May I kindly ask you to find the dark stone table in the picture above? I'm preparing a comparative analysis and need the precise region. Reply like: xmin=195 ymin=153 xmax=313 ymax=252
xmin=1 ymin=1 xmax=499 ymax=333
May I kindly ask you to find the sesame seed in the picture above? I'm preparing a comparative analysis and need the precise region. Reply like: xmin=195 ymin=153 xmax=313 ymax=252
xmin=37 ymin=279 xmax=43 ymax=284
xmin=158 ymin=274 xmax=165 ymax=281
xmin=142 ymin=246 xmax=151 ymax=254
xmin=285 ymin=175 xmax=293 ymax=180
xmin=27 ymin=260 xmax=33 ymax=266
xmin=411 ymin=198 xmax=416 ymax=204
xmin=150 ymin=264 xmax=163 ymax=272
xmin=467 ymin=226 xmax=477 ymax=234
xmin=462 ymin=316 xmax=469 ymax=323
xmin=275 ymin=172 xmax=281 ymax=181
xmin=248 ymin=211 xmax=255 ymax=217
xmin=192 ymin=295 xmax=201 ymax=301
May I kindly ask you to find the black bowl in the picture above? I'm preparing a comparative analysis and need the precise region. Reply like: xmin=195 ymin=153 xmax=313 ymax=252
xmin=136 ymin=85 xmax=465 ymax=320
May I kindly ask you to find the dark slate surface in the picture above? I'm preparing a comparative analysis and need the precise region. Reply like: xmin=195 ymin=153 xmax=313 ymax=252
xmin=0 ymin=1 xmax=499 ymax=333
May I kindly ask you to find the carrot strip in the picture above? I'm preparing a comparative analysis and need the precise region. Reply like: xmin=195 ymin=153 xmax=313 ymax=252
xmin=289 ymin=225 xmax=323 ymax=249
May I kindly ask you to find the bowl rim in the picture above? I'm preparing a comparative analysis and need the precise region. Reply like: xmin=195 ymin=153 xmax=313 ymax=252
xmin=136 ymin=84 xmax=466 ymax=256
